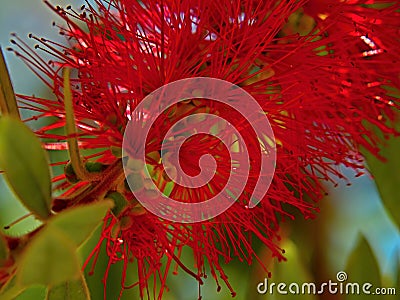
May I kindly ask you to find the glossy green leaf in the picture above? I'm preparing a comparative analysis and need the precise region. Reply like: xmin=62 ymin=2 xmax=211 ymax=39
xmin=17 ymin=227 xmax=80 ymax=287
xmin=49 ymin=200 xmax=113 ymax=247
xmin=345 ymin=236 xmax=381 ymax=300
xmin=0 ymin=234 xmax=9 ymax=263
xmin=0 ymin=116 xmax=52 ymax=220
xmin=46 ymin=274 xmax=90 ymax=300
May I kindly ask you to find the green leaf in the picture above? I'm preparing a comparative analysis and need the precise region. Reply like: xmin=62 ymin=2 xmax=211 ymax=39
xmin=48 ymin=200 xmax=113 ymax=247
xmin=363 ymin=131 xmax=400 ymax=227
xmin=14 ymin=286 xmax=46 ymax=300
xmin=0 ymin=234 xmax=9 ymax=263
xmin=0 ymin=47 xmax=20 ymax=118
xmin=13 ymin=201 xmax=111 ymax=296
xmin=0 ymin=276 xmax=25 ymax=300
xmin=46 ymin=274 xmax=90 ymax=300
xmin=0 ymin=116 xmax=52 ymax=220
xmin=17 ymin=227 xmax=80 ymax=287
xmin=345 ymin=236 xmax=381 ymax=300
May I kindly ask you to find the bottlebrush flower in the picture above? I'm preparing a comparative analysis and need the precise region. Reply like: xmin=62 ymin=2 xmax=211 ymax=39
xmin=7 ymin=0 xmax=400 ymax=299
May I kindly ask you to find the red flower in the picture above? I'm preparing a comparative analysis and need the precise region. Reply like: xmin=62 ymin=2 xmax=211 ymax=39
xmin=9 ymin=0 xmax=399 ymax=298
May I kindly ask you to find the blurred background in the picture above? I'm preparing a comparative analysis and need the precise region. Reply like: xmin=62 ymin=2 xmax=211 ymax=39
xmin=1 ymin=1 xmax=399 ymax=299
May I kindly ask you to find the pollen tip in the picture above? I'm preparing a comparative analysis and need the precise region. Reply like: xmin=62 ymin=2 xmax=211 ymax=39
xmin=28 ymin=33 xmax=33 ymax=38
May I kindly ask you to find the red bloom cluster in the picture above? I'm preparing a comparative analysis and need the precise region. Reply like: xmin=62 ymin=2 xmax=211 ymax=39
xmin=9 ymin=0 xmax=399 ymax=298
